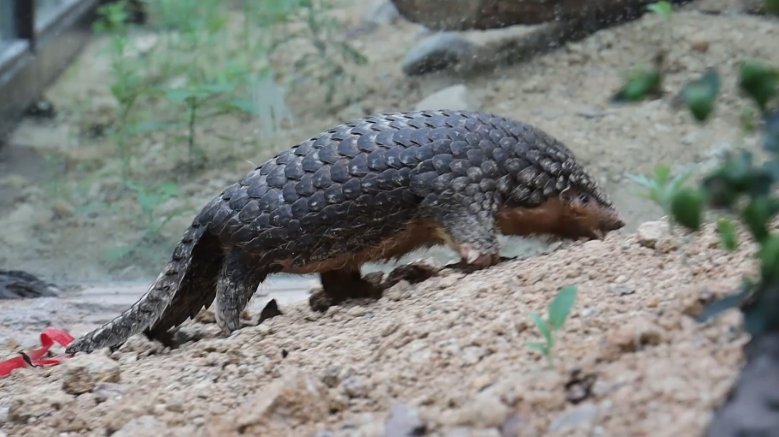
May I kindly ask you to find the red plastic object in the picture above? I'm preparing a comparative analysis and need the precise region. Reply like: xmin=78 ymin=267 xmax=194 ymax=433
xmin=0 ymin=328 xmax=75 ymax=378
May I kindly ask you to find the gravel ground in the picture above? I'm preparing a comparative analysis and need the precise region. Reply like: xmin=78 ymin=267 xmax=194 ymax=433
xmin=0 ymin=220 xmax=756 ymax=436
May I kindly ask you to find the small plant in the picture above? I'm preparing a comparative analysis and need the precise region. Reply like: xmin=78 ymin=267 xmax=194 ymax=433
xmin=646 ymin=1 xmax=673 ymax=19
xmin=616 ymin=0 xmax=779 ymax=335
xmin=94 ymin=0 xmax=148 ymax=181
xmin=612 ymin=58 xmax=664 ymax=103
xmin=254 ymin=0 xmax=368 ymax=105
xmin=526 ymin=285 xmax=578 ymax=365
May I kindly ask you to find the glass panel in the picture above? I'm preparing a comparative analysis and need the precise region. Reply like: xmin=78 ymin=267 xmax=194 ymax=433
xmin=36 ymin=0 xmax=65 ymax=20
xmin=35 ymin=0 xmax=78 ymax=29
xmin=0 ymin=0 xmax=15 ymax=45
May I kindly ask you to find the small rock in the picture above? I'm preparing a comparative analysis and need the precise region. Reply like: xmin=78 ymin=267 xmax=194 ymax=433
xmin=402 ymin=33 xmax=476 ymax=76
xmin=605 ymin=315 xmax=663 ymax=354
xmin=637 ymin=220 xmax=669 ymax=249
xmin=52 ymin=200 xmax=74 ymax=218
xmin=443 ymin=427 xmax=501 ymax=437
xmin=8 ymin=389 xmax=73 ymax=423
xmin=346 ymin=305 xmax=368 ymax=317
xmin=384 ymin=404 xmax=426 ymax=436
xmin=208 ymin=370 xmax=333 ymax=434
xmin=94 ymin=382 xmax=128 ymax=403
xmin=607 ymin=284 xmax=636 ymax=296
xmin=362 ymin=0 xmax=399 ymax=26
xmin=415 ymin=85 xmax=477 ymax=112
xmin=442 ymin=392 xmax=509 ymax=428
xmin=689 ymin=36 xmax=710 ymax=53
xmin=384 ymin=280 xmax=411 ymax=301
xmin=500 ymin=415 xmax=525 ymax=437
xmin=62 ymin=354 xmax=121 ymax=395
xmin=550 ymin=403 xmax=599 ymax=432
xmin=113 ymin=415 xmax=167 ymax=437
xmin=342 ymin=376 xmax=372 ymax=398
xmin=322 ymin=365 xmax=343 ymax=388
xmin=381 ymin=321 xmax=401 ymax=337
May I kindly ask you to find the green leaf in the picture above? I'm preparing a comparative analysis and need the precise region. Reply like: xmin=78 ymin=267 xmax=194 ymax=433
xmin=739 ymin=61 xmax=779 ymax=111
xmin=647 ymin=1 xmax=673 ymax=18
xmin=681 ymin=68 xmax=720 ymax=122
xmin=548 ymin=285 xmax=578 ymax=330
xmin=612 ymin=66 xmax=663 ymax=102
xmin=223 ymin=98 xmax=257 ymax=115
xmin=525 ymin=342 xmax=549 ymax=355
xmin=165 ymin=88 xmax=197 ymax=103
xmin=759 ymin=235 xmax=779 ymax=281
xmin=654 ymin=164 xmax=671 ymax=185
xmin=766 ymin=0 xmax=779 ymax=15
xmin=158 ymin=182 xmax=180 ymax=198
xmin=743 ymin=197 xmax=773 ymax=242
xmin=529 ymin=312 xmax=552 ymax=345
xmin=716 ymin=218 xmax=738 ymax=251
xmin=670 ymin=188 xmax=705 ymax=230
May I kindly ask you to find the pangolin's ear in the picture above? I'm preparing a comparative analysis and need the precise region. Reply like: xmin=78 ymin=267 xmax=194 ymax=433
xmin=560 ymin=187 xmax=575 ymax=204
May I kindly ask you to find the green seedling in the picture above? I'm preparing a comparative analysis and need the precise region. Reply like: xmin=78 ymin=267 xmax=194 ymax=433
xmin=739 ymin=61 xmax=778 ymax=111
xmin=647 ymin=1 xmax=673 ymax=19
xmin=680 ymin=68 xmax=721 ymax=122
xmin=622 ymin=52 xmax=779 ymax=336
xmin=612 ymin=65 xmax=663 ymax=102
xmin=526 ymin=285 xmax=578 ymax=365
xmin=717 ymin=218 xmax=738 ymax=251
xmin=628 ymin=164 xmax=694 ymax=214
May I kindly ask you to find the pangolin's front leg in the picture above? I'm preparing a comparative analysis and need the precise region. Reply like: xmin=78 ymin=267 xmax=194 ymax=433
xmin=432 ymin=192 xmax=502 ymax=269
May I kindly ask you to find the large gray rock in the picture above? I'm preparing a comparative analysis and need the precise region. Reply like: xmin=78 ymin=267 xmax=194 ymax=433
xmin=392 ymin=0 xmax=689 ymax=31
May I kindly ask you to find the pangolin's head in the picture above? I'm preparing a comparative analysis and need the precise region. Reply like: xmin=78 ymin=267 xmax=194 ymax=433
xmin=555 ymin=185 xmax=625 ymax=240
xmin=496 ymin=160 xmax=624 ymax=241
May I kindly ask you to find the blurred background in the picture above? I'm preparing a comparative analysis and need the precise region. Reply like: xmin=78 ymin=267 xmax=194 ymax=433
xmin=0 ymin=0 xmax=776 ymax=289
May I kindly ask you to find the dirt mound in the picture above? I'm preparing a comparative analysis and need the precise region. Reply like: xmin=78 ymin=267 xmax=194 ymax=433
xmin=0 ymin=220 xmax=753 ymax=436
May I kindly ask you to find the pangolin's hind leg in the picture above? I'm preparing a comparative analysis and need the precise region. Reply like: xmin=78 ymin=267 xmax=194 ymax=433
xmin=309 ymin=267 xmax=382 ymax=312
xmin=215 ymin=250 xmax=269 ymax=334
xmin=145 ymin=232 xmax=224 ymax=345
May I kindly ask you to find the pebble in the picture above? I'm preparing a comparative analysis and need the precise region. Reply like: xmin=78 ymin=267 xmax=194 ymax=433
xmin=342 ymin=375 xmax=372 ymax=398
xmin=414 ymin=85 xmax=478 ymax=112
xmin=637 ymin=220 xmax=669 ymax=249
xmin=362 ymin=0 xmax=399 ymax=26
xmin=607 ymin=284 xmax=636 ymax=296
xmin=606 ymin=315 xmax=663 ymax=354
xmin=384 ymin=404 xmax=426 ymax=436
xmin=442 ymin=392 xmax=509 ymax=428
xmin=550 ymin=403 xmax=600 ymax=432
xmin=61 ymin=355 xmax=121 ymax=395
xmin=113 ymin=415 xmax=167 ymax=437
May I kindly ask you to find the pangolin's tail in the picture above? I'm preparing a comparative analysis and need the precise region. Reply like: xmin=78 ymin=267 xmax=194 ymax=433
xmin=66 ymin=220 xmax=219 ymax=354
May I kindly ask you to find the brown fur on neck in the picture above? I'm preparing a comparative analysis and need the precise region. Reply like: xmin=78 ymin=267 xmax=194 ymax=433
xmin=497 ymin=193 xmax=624 ymax=240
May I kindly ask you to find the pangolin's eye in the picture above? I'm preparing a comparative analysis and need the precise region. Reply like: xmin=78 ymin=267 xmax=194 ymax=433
xmin=578 ymin=193 xmax=590 ymax=204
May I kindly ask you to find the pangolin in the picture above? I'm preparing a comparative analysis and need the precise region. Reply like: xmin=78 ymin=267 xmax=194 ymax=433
xmin=66 ymin=110 xmax=624 ymax=354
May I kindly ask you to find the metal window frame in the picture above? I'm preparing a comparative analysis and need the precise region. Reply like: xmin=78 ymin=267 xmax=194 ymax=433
xmin=0 ymin=0 xmax=101 ymax=143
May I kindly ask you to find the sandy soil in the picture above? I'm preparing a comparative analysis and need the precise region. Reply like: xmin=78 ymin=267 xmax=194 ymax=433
xmin=1 ymin=0 xmax=778 ymax=436
xmin=0 ymin=219 xmax=756 ymax=436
